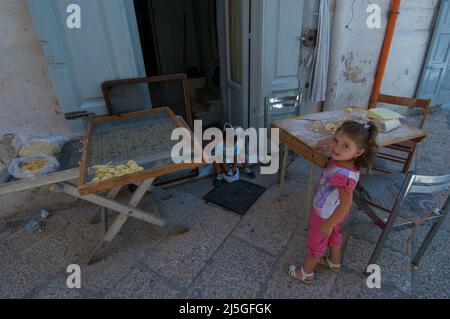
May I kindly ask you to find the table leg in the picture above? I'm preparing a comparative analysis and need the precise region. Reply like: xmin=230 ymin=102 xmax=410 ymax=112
xmin=278 ymin=143 xmax=289 ymax=199
xmin=87 ymin=178 xmax=155 ymax=264
xmin=304 ymin=162 xmax=316 ymax=230
xmin=55 ymin=179 xmax=189 ymax=264
xmin=90 ymin=187 xmax=122 ymax=226
xmin=152 ymin=188 xmax=189 ymax=237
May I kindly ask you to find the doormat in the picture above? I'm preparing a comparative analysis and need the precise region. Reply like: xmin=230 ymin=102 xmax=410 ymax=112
xmin=203 ymin=180 xmax=266 ymax=216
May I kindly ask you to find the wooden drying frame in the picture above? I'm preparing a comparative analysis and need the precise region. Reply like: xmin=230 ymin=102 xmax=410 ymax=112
xmin=101 ymin=73 xmax=194 ymax=128
xmin=78 ymin=107 xmax=202 ymax=195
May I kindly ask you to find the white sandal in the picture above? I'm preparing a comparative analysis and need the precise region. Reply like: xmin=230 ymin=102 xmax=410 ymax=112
xmin=318 ymin=256 xmax=341 ymax=273
xmin=288 ymin=265 xmax=314 ymax=285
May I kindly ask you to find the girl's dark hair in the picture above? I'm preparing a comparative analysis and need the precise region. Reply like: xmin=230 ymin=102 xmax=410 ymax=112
xmin=336 ymin=120 xmax=379 ymax=169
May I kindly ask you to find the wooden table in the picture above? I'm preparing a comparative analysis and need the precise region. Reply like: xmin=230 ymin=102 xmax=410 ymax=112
xmin=0 ymin=112 xmax=202 ymax=264
xmin=270 ymin=107 xmax=428 ymax=229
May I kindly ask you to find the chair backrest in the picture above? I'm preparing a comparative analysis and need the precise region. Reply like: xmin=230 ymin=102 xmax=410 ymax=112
xmin=377 ymin=94 xmax=431 ymax=128
xmin=265 ymin=94 xmax=301 ymax=128
xmin=101 ymin=74 xmax=193 ymax=128
xmin=409 ymin=173 xmax=450 ymax=195
xmin=396 ymin=173 xmax=450 ymax=214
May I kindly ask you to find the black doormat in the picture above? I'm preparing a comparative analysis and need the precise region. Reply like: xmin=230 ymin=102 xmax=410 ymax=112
xmin=203 ymin=180 xmax=266 ymax=216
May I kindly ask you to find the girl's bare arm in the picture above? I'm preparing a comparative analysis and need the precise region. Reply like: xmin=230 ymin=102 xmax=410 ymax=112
xmin=327 ymin=187 xmax=352 ymax=226
xmin=319 ymin=188 xmax=352 ymax=236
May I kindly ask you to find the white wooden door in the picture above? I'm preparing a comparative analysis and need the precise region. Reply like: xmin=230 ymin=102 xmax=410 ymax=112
xmin=417 ymin=0 xmax=450 ymax=106
xmin=255 ymin=0 xmax=305 ymax=128
xmin=26 ymin=0 xmax=149 ymax=132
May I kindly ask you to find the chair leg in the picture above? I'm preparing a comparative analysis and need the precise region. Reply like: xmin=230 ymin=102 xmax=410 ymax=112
xmin=367 ymin=208 xmax=399 ymax=271
xmin=412 ymin=210 xmax=447 ymax=266
xmin=402 ymin=147 xmax=416 ymax=174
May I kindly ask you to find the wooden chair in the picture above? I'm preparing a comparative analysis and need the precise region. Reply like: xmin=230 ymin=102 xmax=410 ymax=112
xmin=100 ymin=74 xmax=197 ymax=187
xmin=374 ymin=94 xmax=431 ymax=173
xmin=354 ymin=172 xmax=450 ymax=269
xmin=101 ymin=74 xmax=193 ymax=128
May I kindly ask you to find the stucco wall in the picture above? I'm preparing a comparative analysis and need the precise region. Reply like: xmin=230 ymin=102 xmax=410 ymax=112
xmin=324 ymin=0 xmax=438 ymax=111
xmin=381 ymin=0 xmax=439 ymax=97
xmin=0 ymin=0 xmax=75 ymax=219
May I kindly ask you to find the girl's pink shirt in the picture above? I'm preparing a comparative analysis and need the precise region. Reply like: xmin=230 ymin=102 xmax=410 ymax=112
xmin=312 ymin=159 xmax=360 ymax=219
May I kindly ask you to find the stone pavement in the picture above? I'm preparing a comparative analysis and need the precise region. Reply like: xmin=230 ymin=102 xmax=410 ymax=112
xmin=0 ymin=108 xmax=449 ymax=299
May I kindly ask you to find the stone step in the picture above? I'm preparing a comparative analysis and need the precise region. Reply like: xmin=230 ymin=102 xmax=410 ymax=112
xmin=196 ymin=88 xmax=220 ymax=107
xmin=190 ymin=98 xmax=208 ymax=115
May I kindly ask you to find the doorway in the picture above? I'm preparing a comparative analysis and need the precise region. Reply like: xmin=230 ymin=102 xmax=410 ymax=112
xmin=133 ymin=0 xmax=223 ymax=128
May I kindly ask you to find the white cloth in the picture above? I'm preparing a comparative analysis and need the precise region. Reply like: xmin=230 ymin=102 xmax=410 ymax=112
xmin=310 ymin=0 xmax=332 ymax=102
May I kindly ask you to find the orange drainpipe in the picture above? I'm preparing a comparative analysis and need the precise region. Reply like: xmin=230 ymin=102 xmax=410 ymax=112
xmin=368 ymin=0 xmax=401 ymax=109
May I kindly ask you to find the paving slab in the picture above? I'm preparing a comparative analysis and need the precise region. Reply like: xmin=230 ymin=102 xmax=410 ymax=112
xmin=145 ymin=203 xmax=240 ymax=289
xmin=342 ymin=236 xmax=413 ymax=294
xmin=411 ymin=229 xmax=450 ymax=299
xmin=105 ymin=268 xmax=180 ymax=299
xmin=168 ymin=176 xmax=215 ymax=199
xmin=32 ymin=276 xmax=84 ymax=299
xmin=263 ymin=230 xmax=336 ymax=299
xmin=240 ymin=168 xmax=278 ymax=189
xmin=184 ymin=236 xmax=277 ymax=299
xmin=0 ymin=250 xmax=53 ymax=298
xmin=1 ymin=214 xmax=69 ymax=256
xmin=329 ymin=269 xmax=411 ymax=299
xmin=233 ymin=180 xmax=306 ymax=256
xmin=425 ymin=108 xmax=450 ymax=123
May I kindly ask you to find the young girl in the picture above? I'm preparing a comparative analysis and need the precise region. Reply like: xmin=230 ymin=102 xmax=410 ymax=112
xmin=288 ymin=120 xmax=378 ymax=284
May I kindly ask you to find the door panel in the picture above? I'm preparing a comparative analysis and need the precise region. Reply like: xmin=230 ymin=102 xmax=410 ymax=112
xmin=417 ymin=0 xmax=450 ymax=106
xmin=218 ymin=0 xmax=305 ymax=128
xmin=437 ymin=3 xmax=450 ymax=105
xmin=438 ymin=64 xmax=450 ymax=105
xmin=26 ymin=0 xmax=149 ymax=131
xmin=261 ymin=0 xmax=304 ymax=126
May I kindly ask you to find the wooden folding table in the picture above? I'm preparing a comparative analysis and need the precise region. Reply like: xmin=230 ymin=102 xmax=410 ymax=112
xmin=0 ymin=108 xmax=202 ymax=264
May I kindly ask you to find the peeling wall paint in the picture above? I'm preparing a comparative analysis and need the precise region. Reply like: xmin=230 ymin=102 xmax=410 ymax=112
xmin=324 ymin=0 xmax=388 ymax=110
xmin=341 ymin=52 xmax=368 ymax=85
xmin=324 ymin=0 xmax=439 ymax=111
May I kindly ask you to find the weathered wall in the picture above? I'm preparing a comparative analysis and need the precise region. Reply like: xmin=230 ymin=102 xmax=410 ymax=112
xmin=324 ymin=0 xmax=439 ymax=111
xmin=0 ymin=0 xmax=71 ymax=138
xmin=381 ymin=0 xmax=439 ymax=98
xmin=0 ymin=0 xmax=75 ymax=219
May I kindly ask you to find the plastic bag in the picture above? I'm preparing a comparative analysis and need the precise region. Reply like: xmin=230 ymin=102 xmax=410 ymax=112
xmin=7 ymin=154 xmax=60 ymax=179
xmin=15 ymin=134 xmax=66 ymax=157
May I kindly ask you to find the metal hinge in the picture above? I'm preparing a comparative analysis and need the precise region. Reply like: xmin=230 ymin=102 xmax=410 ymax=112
xmin=64 ymin=111 xmax=95 ymax=120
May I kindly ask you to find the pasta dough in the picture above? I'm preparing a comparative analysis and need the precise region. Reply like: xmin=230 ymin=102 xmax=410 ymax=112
xmin=91 ymin=160 xmax=144 ymax=182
